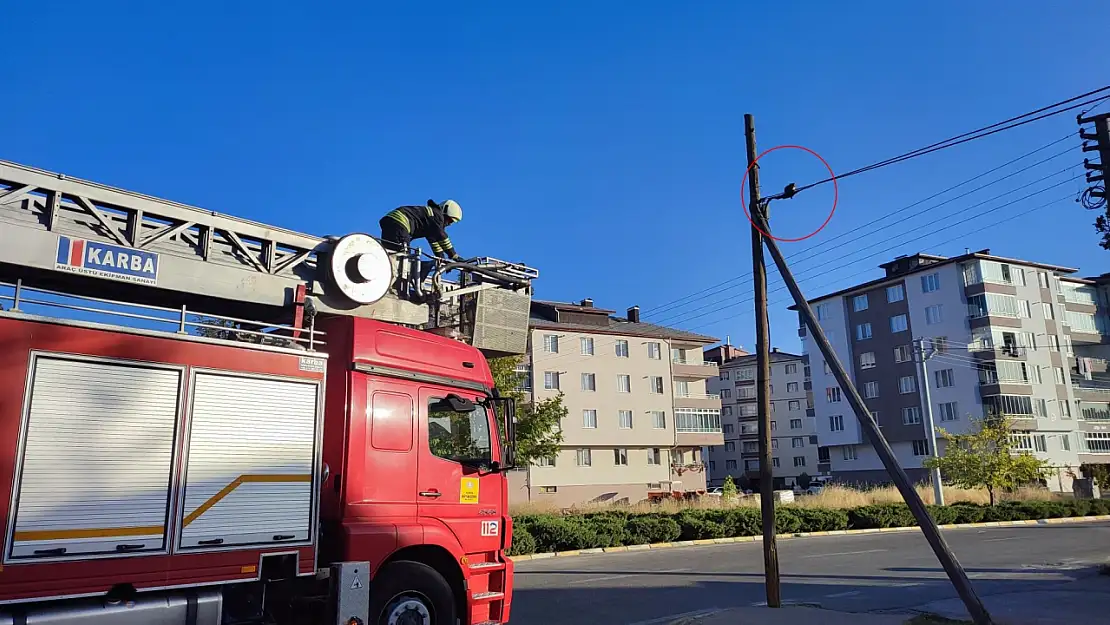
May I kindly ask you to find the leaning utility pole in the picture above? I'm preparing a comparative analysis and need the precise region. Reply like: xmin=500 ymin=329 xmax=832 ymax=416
xmin=914 ymin=337 xmax=945 ymax=506
xmin=745 ymin=113 xmax=781 ymax=608
xmin=743 ymin=160 xmax=993 ymax=623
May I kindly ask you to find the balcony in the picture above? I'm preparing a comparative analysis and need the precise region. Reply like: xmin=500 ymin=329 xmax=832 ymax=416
xmin=674 ymin=392 xmax=721 ymax=411
xmin=672 ymin=357 xmax=719 ymax=379
xmin=675 ymin=408 xmax=724 ymax=446
xmin=969 ymin=344 xmax=1028 ymax=360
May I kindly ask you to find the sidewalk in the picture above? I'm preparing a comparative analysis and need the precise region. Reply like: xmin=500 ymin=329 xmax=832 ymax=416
xmin=667 ymin=571 xmax=1110 ymax=625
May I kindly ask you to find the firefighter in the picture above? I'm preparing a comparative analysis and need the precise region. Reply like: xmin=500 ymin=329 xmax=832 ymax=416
xmin=379 ymin=199 xmax=463 ymax=261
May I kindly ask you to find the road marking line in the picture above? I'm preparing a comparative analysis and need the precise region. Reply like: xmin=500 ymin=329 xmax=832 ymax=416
xmin=626 ymin=608 xmax=725 ymax=625
xmin=802 ymin=548 xmax=888 ymax=559
xmin=985 ymin=537 xmax=1021 ymax=542
xmin=566 ymin=567 xmax=691 ymax=585
xmin=824 ymin=590 xmax=861 ymax=598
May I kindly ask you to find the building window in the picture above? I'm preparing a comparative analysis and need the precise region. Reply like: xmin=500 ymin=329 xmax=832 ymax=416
xmin=829 ymin=415 xmax=844 ymax=432
xmin=576 ymin=449 xmax=592 ymax=466
xmin=650 ymin=376 xmax=664 ymax=394
xmin=785 ymin=363 xmax=798 ymax=374
xmin=1018 ymin=300 xmax=1031 ymax=319
xmin=647 ymin=448 xmax=661 ymax=465
xmin=1042 ymin=303 xmax=1055 ymax=320
xmin=935 ymin=369 xmax=955 ymax=388
xmin=720 ymin=388 xmax=732 ymax=399
xmin=720 ymin=369 xmax=730 ymax=380
xmin=1061 ymin=433 xmax=1072 ymax=451
xmin=887 ymin=284 xmax=905 ymax=302
xmin=722 ymin=405 xmax=733 ymax=417
xmin=864 ymin=381 xmax=879 ymax=398
xmin=894 ymin=345 xmax=911 ymax=363
xmin=793 ymin=456 xmax=807 ymax=467
xmin=742 ymin=441 xmax=757 ymax=453
xmin=856 ymin=323 xmax=873 ymax=340
xmin=675 ymin=380 xmax=690 ymax=397
xmin=619 ymin=410 xmax=633 ymax=429
xmin=826 ymin=387 xmax=842 ymax=403
xmin=933 ymin=337 xmax=948 ymax=353
xmin=738 ymin=367 xmax=755 ymax=381
xmin=723 ymin=423 xmax=734 ymax=434
xmin=925 ymin=305 xmax=943 ymax=325
xmin=543 ymin=334 xmax=560 ymax=353
xmin=581 ymin=373 xmax=596 ymax=391
xmin=771 ymin=421 xmax=778 ymax=431
xmin=818 ymin=447 xmax=831 ymax=462
xmin=1054 ymin=367 xmax=1066 ymax=385
xmin=912 ymin=440 xmax=929 ymax=456
xmin=860 ymin=352 xmax=876 ymax=369
xmin=921 ymin=273 xmax=941 ymax=293
xmin=788 ymin=400 xmax=801 ymax=411
xmin=726 ymin=459 xmax=738 ymax=470
xmin=902 ymin=406 xmax=922 ymax=425
xmin=938 ymin=401 xmax=959 ymax=422
xmin=1034 ymin=435 xmax=1047 ymax=453
xmin=544 ymin=371 xmax=561 ymax=390
xmin=792 ymin=437 xmax=805 ymax=448
xmin=615 ymin=340 xmax=629 ymax=358
xmin=899 ymin=376 xmax=917 ymax=394
xmin=842 ymin=446 xmax=858 ymax=461
xmin=538 ymin=486 xmax=557 ymax=494
xmin=647 ymin=342 xmax=661 ymax=360
xmin=725 ymin=441 xmax=736 ymax=452
xmin=1061 ymin=401 xmax=1072 ymax=419
xmin=772 ymin=457 xmax=780 ymax=468
xmin=853 ymin=294 xmax=869 ymax=311
xmin=771 ymin=439 xmax=780 ymax=449
xmin=672 ymin=348 xmax=683 ymax=362
xmin=816 ymin=303 xmax=830 ymax=321
xmin=579 ymin=337 xmax=594 ymax=355
xmin=582 ymin=409 xmax=597 ymax=428
xmin=617 ymin=374 xmax=631 ymax=393
xmin=787 ymin=382 xmax=799 ymax=393
xmin=1038 ymin=271 xmax=1049 ymax=289
xmin=651 ymin=411 xmax=666 ymax=429
xmin=614 ymin=448 xmax=628 ymax=466
xmin=535 ymin=455 xmax=555 ymax=467
xmin=890 ymin=314 xmax=909 ymax=333
xmin=790 ymin=418 xmax=802 ymax=429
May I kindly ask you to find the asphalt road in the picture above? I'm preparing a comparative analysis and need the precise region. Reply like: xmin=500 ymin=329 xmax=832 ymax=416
xmin=510 ymin=520 xmax=1110 ymax=625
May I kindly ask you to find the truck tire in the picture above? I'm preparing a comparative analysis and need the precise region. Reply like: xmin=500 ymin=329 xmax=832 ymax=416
xmin=369 ymin=560 xmax=457 ymax=625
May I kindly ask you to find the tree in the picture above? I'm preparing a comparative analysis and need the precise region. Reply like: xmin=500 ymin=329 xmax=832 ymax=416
xmin=721 ymin=475 xmax=738 ymax=501
xmin=924 ymin=416 xmax=1050 ymax=505
xmin=1080 ymin=463 xmax=1110 ymax=490
xmin=796 ymin=472 xmax=812 ymax=490
xmin=488 ymin=355 xmax=565 ymax=467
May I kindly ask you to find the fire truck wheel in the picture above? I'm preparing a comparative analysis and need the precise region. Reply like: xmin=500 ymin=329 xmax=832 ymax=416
xmin=370 ymin=560 xmax=457 ymax=625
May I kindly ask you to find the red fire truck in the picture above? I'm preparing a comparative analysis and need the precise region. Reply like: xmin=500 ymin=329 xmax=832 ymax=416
xmin=0 ymin=159 xmax=537 ymax=625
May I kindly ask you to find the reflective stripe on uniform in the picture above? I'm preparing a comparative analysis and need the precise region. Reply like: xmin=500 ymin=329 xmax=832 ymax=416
xmin=386 ymin=210 xmax=411 ymax=231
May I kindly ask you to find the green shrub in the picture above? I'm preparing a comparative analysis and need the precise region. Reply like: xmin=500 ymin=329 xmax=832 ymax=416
xmin=1088 ymin=499 xmax=1110 ymax=515
xmin=926 ymin=504 xmax=959 ymax=525
xmin=625 ymin=514 xmax=681 ymax=545
xmin=675 ymin=510 xmax=728 ymax=540
xmin=508 ymin=524 xmax=537 ymax=555
xmin=521 ymin=515 xmax=597 ymax=552
xmin=582 ymin=512 xmax=628 ymax=547
xmin=949 ymin=503 xmax=987 ymax=524
xmin=788 ymin=507 xmax=849 ymax=532
xmin=847 ymin=504 xmax=916 ymax=529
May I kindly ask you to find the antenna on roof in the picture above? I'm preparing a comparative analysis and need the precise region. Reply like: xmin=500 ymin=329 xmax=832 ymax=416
xmin=725 ymin=335 xmax=731 ymax=346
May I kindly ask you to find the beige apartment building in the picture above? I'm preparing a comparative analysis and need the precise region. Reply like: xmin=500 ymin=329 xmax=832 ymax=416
xmin=704 ymin=344 xmax=821 ymax=489
xmin=507 ymin=299 xmax=722 ymax=507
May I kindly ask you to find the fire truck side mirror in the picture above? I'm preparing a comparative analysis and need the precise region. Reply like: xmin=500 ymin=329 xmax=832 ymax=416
xmin=491 ymin=396 xmax=517 ymax=470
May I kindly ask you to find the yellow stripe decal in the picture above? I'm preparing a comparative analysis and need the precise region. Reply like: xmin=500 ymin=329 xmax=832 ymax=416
xmin=13 ymin=474 xmax=312 ymax=541
xmin=15 ymin=525 xmax=165 ymax=541
xmin=386 ymin=212 xmax=411 ymax=231
xmin=182 ymin=474 xmax=312 ymax=527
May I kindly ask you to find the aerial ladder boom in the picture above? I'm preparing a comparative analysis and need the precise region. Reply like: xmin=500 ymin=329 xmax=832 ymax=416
xmin=0 ymin=159 xmax=536 ymax=356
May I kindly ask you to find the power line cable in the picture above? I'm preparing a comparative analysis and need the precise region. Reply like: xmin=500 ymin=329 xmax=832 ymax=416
xmin=643 ymin=133 xmax=1077 ymax=318
xmin=792 ymin=89 xmax=1110 ymax=193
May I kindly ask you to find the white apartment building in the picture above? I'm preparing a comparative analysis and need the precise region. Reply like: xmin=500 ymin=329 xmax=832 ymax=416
xmin=507 ymin=299 xmax=722 ymax=507
xmin=704 ymin=345 xmax=820 ymax=489
xmin=796 ymin=249 xmax=1110 ymax=491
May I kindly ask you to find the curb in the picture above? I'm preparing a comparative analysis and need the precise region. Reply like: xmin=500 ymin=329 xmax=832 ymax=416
xmin=507 ymin=514 xmax=1110 ymax=562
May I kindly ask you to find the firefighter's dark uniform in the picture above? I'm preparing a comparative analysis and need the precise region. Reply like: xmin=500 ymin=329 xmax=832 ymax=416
xmin=379 ymin=203 xmax=461 ymax=260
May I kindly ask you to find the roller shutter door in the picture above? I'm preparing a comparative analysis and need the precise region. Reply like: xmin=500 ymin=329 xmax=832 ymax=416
xmin=179 ymin=372 xmax=319 ymax=549
xmin=8 ymin=357 xmax=180 ymax=560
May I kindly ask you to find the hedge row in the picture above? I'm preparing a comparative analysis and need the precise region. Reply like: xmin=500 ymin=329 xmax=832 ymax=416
xmin=507 ymin=499 xmax=1110 ymax=556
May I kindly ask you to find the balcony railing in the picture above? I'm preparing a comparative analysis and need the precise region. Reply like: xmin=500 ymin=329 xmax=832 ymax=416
xmin=672 ymin=358 xmax=716 ymax=367
xmin=969 ymin=343 xmax=1027 ymax=357
xmin=675 ymin=408 xmax=722 ymax=433
xmin=674 ymin=392 xmax=721 ymax=400
xmin=1081 ymin=408 xmax=1110 ymax=422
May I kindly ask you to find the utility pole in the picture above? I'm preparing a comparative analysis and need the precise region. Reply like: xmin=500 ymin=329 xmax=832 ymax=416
xmin=745 ymin=113 xmax=781 ymax=608
xmin=914 ymin=338 xmax=945 ymax=506
xmin=747 ymin=201 xmax=993 ymax=625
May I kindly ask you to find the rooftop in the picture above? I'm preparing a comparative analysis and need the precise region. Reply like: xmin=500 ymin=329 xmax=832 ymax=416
xmin=719 ymin=349 xmax=803 ymax=366
xmin=789 ymin=249 xmax=1080 ymax=309
xmin=529 ymin=299 xmax=718 ymax=344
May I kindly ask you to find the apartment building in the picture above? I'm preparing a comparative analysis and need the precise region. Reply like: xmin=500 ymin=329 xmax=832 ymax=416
xmin=704 ymin=345 xmax=820 ymax=489
xmin=1064 ymin=272 xmax=1110 ymax=467
xmin=508 ymin=299 xmax=722 ymax=507
xmin=795 ymin=249 xmax=1110 ymax=491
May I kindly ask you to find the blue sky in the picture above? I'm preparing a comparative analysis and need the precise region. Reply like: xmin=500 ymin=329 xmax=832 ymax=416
xmin=3 ymin=1 xmax=1105 ymax=353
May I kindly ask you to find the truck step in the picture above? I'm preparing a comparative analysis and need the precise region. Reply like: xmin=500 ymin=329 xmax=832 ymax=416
xmin=468 ymin=561 xmax=506 ymax=572
xmin=471 ymin=591 xmax=505 ymax=603
xmin=472 ymin=621 xmax=503 ymax=625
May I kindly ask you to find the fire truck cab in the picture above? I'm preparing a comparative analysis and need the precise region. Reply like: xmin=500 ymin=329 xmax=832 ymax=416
xmin=0 ymin=159 xmax=535 ymax=625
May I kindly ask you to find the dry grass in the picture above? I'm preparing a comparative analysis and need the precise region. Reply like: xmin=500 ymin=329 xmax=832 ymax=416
xmin=509 ymin=483 xmax=1059 ymax=516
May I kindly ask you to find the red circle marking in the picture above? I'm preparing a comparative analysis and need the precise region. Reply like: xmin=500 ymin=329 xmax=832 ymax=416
xmin=741 ymin=145 xmax=838 ymax=242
